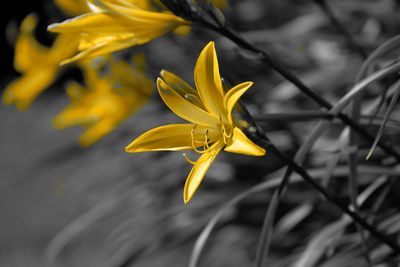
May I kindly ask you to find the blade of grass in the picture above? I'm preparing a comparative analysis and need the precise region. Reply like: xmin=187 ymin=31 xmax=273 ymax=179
xmin=188 ymin=165 xmax=400 ymax=267
xmin=293 ymin=176 xmax=388 ymax=267
xmin=252 ymin=62 xmax=400 ymax=266
xmin=367 ymin=81 xmax=400 ymax=159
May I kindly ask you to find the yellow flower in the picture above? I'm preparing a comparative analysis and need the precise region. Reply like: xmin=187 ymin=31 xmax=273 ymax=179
xmin=125 ymin=42 xmax=265 ymax=203
xmin=53 ymin=58 xmax=153 ymax=147
xmin=48 ymin=0 xmax=190 ymax=64
xmin=2 ymin=15 xmax=79 ymax=110
xmin=54 ymin=0 xmax=91 ymax=16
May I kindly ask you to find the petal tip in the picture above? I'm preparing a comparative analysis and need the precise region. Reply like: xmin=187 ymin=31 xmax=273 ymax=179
xmin=183 ymin=190 xmax=193 ymax=205
xmin=47 ymin=23 xmax=59 ymax=32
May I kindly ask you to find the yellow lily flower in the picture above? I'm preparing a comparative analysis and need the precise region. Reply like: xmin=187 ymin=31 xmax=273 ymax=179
xmin=53 ymin=58 xmax=153 ymax=147
xmin=125 ymin=42 xmax=266 ymax=204
xmin=48 ymin=0 xmax=190 ymax=64
xmin=54 ymin=0 xmax=91 ymax=16
xmin=2 ymin=15 xmax=79 ymax=110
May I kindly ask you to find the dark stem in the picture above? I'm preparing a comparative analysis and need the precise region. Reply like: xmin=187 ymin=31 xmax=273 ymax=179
xmin=266 ymin=142 xmax=400 ymax=254
xmin=253 ymin=111 xmax=334 ymax=122
xmin=313 ymin=0 xmax=368 ymax=58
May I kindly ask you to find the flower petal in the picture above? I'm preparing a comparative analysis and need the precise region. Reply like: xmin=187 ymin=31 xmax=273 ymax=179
xmin=2 ymin=67 xmax=57 ymax=110
xmin=194 ymin=41 xmax=225 ymax=116
xmin=184 ymin=143 xmax=223 ymax=204
xmin=14 ymin=15 xmax=50 ymax=73
xmin=48 ymin=12 xmax=133 ymax=33
xmin=50 ymin=33 xmax=80 ymax=62
xmin=49 ymin=11 xmax=188 ymax=61
xmin=125 ymin=124 xmax=196 ymax=153
xmin=79 ymin=118 xmax=116 ymax=147
xmin=157 ymin=78 xmax=219 ymax=126
xmin=224 ymin=81 xmax=253 ymax=125
xmin=54 ymin=0 xmax=90 ymax=16
xmin=160 ymin=70 xmax=197 ymax=96
xmin=53 ymin=105 xmax=100 ymax=129
xmin=224 ymin=127 xmax=266 ymax=156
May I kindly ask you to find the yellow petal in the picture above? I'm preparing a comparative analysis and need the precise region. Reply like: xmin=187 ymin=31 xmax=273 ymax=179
xmin=48 ymin=12 xmax=133 ymax=33
xmin=48 ymin=9 xmax=189 ymax=61
xmin=65 ymin=81 xmax=86 ymax=101
xmin=54 ymin=0 xmax=90 ymax=16
xmin=125 ymin=124 xmax=197 ymax=152
xmin=160 ymin=70 xmax=197 ymax=96
xmin=157 ymin=78 xmax=219 ymax=126
xmin=110 ymin=59 xmax=153 ymax=96
xmin=60 ymin=34 xmax=136 ymax=63
xmin=224 ymin=127 xmax=266 ymax=156
xmin=14 ymin=15 xmax=50 ymax=73
xmin=50 ymin=33 xmax=80 ymax=62
xmin=194 ymin=41 xmax=225 ymax=116
xmin=79 ymin=119 xmax=116 ymax=147
xmin=53 ymin=107 xmax=100 ymax=129
xmin=224 ymin=81 xmax=253 ymax=125
xmin=88 ymin=0 xmax=151 ymax=13
xmin=183 ymin=143 xmax=223 ymax=204
xmin=2 ymin=67 xmax=57 ymax=110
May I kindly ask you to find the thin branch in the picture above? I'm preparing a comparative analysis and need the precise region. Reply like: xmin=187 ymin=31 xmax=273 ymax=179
xmin=266 ymin=142 xmax=400 ymax=254
xmin=253 ymin=111 xmax=333 ymax=122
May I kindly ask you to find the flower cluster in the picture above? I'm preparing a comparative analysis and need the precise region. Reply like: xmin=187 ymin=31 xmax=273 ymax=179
xmin=3 ymin=0 xmax=266 ymax=202
xmin=2 ymin=14 xmax=79 ymax=110
xmin=54 ymin=57 xmax=153 ymax=147
xmin=48 ymin=0 xmax=191 ymax=63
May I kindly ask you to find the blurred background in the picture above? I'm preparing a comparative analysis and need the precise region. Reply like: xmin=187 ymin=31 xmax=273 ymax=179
xmin=1 ymin=0 xmax=400 ymax=266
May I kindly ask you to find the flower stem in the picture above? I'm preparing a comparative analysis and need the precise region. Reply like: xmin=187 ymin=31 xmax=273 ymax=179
xmin=267 ymin=142 xmax=400 ymax=254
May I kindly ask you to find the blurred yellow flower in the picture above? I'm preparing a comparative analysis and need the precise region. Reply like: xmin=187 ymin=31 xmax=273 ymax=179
xmin=125 ymin=42 xmax=265 ymax=203
xmin=54 ymin=0 xmax=91 ymax=16
xmin=2 ymin=15 xmax=79 ymax=110
xmin=48 ymin=0 xmax=190 ymax=64
xmin=53 ymin=58 xmax=153 ymax=147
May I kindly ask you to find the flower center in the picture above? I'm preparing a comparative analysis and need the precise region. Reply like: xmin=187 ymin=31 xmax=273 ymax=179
xmin=190 ymin=125 xmax=212 ymax=154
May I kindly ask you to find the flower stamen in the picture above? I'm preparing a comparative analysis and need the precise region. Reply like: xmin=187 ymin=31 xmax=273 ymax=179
xmin=182 ymin=153 xmax=196 ymax=165
xmin=191 ymin=125 xmax=212 ymax=154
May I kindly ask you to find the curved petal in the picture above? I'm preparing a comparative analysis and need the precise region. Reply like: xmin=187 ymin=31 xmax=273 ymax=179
xmin=48 ymin=12 xmax=133 ymax=33
xmin=54 ymin=0 xmax=90 ymax=16
xmin=14 ymin=15 xmax=50 ymax=73
xmin=79 ymin=118 xmax=116 ymax=147
xmin=224 ymin=127 xmax=266 ymax=156
xmin=61 ymin=34 xmax=136 ymax=64
xmin=224 ymin=81 xmax=253 ymax=125
xmin=160 ymin=70 xmax=197 ymax=96
xmin=53 ymin=107 xmax=100 ymax=129
xmin=160 ymin=70 xmax=205 ymax=109
xmin=157 ymin=78 xmax=219 ymax=126
xmin=125 ymin=124 xmax=196 ymax=153
xmin=194 ymin=41 xmax=225 ymax=116
xmin=50 ymin=33 xmax=80 ymax=62
xmin=183 ymin=143 xmax=223 ymax=204
xmin=2 ymin=67 xmax=57 ymax=110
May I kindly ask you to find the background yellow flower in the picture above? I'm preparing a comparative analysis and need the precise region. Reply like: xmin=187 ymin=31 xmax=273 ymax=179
xmin=2 ymin=15 xmax=79 ymax=110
